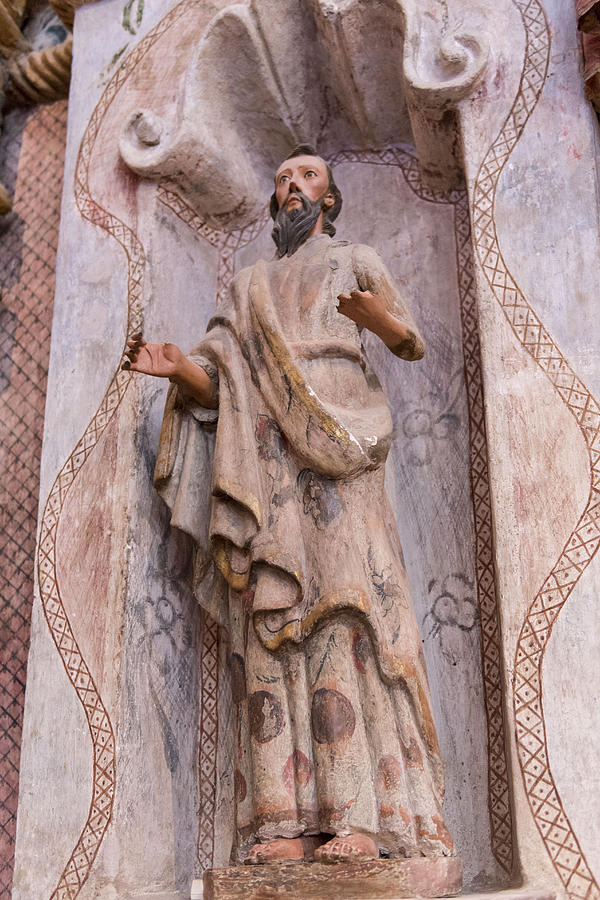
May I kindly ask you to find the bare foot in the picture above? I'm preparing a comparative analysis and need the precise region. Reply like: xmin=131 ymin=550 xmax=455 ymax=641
xmin=244 ymin=835 xmax=322 ymax=865
xmin=314 ymin=833 xmax=378 ymax=863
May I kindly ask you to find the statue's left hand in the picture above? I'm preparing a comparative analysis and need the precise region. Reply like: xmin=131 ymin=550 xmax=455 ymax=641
xmin=336 ymin=290 xmax=424 ymax=360
xmin=336 ymin=289 xmax=387 ymax=332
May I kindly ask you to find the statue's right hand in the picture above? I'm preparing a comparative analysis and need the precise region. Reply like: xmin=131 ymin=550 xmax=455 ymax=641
xmin=121 ymin=333 xmax=184 ymax=379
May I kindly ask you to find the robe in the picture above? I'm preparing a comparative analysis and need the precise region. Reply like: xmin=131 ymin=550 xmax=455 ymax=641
xmin=155 ymin=233 xmax=455 ymax=860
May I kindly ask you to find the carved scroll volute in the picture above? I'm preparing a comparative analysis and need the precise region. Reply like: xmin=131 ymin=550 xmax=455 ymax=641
xmin=119 ymin=4 xmax=305 ymax=230
xmin=400 ymin=0 xmax=489 ymax=107
xmin=399 ymin=0 xmax=490 ymax=189
xmin=119 ymin=0 xmax=491 ymax=222
xmin=119 ymin=99 xmax=266 ymax=231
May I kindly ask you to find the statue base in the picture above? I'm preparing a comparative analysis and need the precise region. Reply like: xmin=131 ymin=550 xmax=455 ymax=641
xmin=202 ymin=855 xmax=462 ymax=900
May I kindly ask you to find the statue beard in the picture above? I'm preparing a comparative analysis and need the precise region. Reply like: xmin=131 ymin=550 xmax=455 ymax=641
xmin=271 ymin=191 xmax=325 ymax=258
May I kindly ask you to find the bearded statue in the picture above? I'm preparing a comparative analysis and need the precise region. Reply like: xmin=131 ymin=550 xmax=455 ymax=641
xmin=124 ymin=144 xmax=456 ymax=874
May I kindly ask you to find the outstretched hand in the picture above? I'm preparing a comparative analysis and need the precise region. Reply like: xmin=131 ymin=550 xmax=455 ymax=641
xmin=122 ymin=333 xmax=185 ymax=378
xmin=122 ymin=332 xmax=219 ymax=408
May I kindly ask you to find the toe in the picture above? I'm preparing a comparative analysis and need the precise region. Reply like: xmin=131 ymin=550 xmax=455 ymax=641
xmin=337 ymin=841 xmax=350 ymax=860
xmin=244 ymin=844 xmax=263 ymax=865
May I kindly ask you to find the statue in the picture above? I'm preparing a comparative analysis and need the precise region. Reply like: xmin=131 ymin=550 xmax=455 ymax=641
xmin=123 ymin=145 xmax=456 ymax=871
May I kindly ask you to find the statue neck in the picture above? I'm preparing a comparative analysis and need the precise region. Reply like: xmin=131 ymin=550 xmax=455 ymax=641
xmin=308 ymin=211 xmax=326 ymax=238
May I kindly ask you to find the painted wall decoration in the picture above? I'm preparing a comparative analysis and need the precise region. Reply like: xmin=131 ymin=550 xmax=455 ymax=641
xmin=472 ymin=0 xmax=600 ymax=895
xmin=12 ymin=0 xmax=600 ymax=897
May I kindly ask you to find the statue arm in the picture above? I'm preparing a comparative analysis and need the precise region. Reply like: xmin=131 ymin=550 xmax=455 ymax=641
xmin=337 ymin=245 xmax=425 ymax=361
xmin=122 ymin=334 xmax=219 ymax=408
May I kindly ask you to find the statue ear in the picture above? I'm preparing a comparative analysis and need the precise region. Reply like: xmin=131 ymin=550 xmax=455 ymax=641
xmin=323 ymin=191 xmax=335 ymax=210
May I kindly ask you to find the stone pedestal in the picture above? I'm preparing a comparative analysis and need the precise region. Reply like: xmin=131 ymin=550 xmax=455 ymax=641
xmin=194 ymin=885 xmax=554 ymax=900
xmin=203 ymin=856 xmax=462 ymax=900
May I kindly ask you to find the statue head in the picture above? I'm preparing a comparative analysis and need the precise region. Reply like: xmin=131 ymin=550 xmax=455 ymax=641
xmin=270 ymin=144 xmax=342 ymax=258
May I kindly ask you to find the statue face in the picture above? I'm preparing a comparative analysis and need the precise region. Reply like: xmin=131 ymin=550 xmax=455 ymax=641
xmin=274 ymin=155 xmax=333 ymax=212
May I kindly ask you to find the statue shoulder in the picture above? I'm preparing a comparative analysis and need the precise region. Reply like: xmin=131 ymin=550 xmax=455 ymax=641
xmin=349 ymin=242 xmax=388 ymax=277
xmin=232 ymin=254 xmax=276 ymax=284
xmin=225 ymin=256 xmax=273 ymax=309
xmin=229 ymin=262 xmax=256 ymax=299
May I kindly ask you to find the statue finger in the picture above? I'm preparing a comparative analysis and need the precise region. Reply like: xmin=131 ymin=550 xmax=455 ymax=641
xmin=121 ymin=360 xmax=131 ymax=371
xmin=125 ymin=349 xmax=137 ymax=360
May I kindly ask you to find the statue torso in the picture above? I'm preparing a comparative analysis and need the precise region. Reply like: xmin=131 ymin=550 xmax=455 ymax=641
xmin=263 ymin=234 xmax=359 ymax=346
xmin=235 ymin=234 xmax=377 ymax=412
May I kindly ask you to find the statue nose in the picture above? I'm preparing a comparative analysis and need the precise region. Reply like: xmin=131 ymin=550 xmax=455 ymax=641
xmin=289 ymin=181 xmax=298 ymax=193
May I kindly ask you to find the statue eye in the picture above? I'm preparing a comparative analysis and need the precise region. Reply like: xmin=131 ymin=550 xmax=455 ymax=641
xmin=278 ymin=174 xmax=289 ymax=184
xmin=305 ymin=170 xmax=317 ymax=178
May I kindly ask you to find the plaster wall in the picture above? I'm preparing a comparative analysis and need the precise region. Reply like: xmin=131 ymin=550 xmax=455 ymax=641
xmin=460 ymin=0 xmax=600 ymax=894
xmin=12 ymin=0 xmax=600 ymax=897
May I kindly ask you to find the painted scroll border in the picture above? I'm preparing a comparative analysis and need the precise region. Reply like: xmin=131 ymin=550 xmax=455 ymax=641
xmin=37 ymin=1 xmax=212 ymax=896
xmin=472 ymin=0 xmax=600 ymax=896
xmin=159 ymin=149 xmax=514 ymax=876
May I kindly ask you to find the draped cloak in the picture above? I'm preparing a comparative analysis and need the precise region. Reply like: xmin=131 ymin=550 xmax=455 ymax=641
xmin=154 ymin=234 xmax=454 ymax=858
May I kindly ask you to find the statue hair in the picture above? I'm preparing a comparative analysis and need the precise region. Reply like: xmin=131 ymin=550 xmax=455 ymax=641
xmin=269 ymin=144 xmax=342 ymax=237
